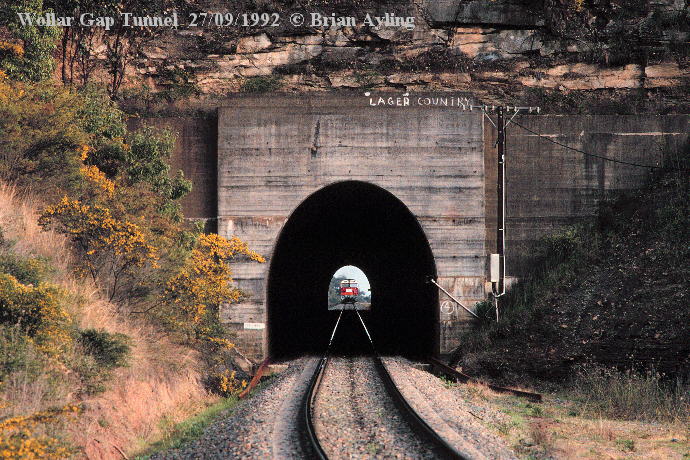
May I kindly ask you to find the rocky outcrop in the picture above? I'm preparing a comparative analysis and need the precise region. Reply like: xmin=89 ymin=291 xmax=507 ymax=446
xmin=423 ymin=0 xmax=544 ymax=28
xmin=644 ymin=63 xmax=690 ymax=88
xmin=99 ymin=0 xmax=688 ymax=110
xmin=519 ymin=64 xmax=645 ymax=91
xmin=449 ymin=28 xmax=551 ymax=59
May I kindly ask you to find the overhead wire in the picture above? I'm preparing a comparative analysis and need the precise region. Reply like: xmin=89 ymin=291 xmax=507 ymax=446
xmin=511 ymin=120 xmax=689 ymax=172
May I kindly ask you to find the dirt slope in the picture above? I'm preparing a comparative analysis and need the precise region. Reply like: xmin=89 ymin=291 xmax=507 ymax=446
xmin=454 ymin=169 xmax=689 ymax=383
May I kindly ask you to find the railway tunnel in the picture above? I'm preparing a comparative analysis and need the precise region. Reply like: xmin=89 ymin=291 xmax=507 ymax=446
xmin=267 ymin=181 xmax=439 ymax=360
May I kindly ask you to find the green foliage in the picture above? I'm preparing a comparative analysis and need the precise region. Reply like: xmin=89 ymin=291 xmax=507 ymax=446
xmin=38 ymin=197 xmax=160 ymax=302
xmin=473 ymin=224 xmax=598 ymax=332
xmin=0 ymin=326 xmax=43 ymax=381
xmin=78 ymin=329 xmax=131 ymax=369
xmin=240 ymin=76 xmax=282 ymax=93
xmin=0 ymin=244 xmax=131 ymax=396
xmin=0 ymin=273 xmax=70 ymax=348
xmin=473 ymin=299 xmax=495 ymax=323
xmin=0 ymin=253 xmax=53 ymax=286
xmin=125 ymin=127 xmax=192 ymax=202
xmin=132 ymin=395 xmax=241 ymax=458
xmin=77 ymin=84 xmax=127 ymax=144
xmin=0 ymin=81 xmax=89 ymax=194
xmin=157 ymin=67 xmax=200 ymax=102
xmin=328 ymin=275 xmax=347 ymax=306
xmin=160 ymin=234 xmax=264 ymax=340
xmin=0 ymin=0 xmax=59 ymax=81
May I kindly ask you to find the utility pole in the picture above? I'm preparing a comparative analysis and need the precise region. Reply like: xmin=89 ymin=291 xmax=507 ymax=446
xmin=488 ymin=105 xmax=539 ymax=321
xmin=496 ymin=107 xmax=505 ymax=318
xmin=430 ymin=103 xmax=539 ymax=322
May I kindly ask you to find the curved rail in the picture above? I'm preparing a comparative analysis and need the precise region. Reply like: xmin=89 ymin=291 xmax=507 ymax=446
xmin=301 ymin=308 xmax=467 ymax=459
xmin=300 ymin=355 xmax=329 ymax=459
xmin=355 ymin=310 xmax=467 ymax=460
xmin=299 ymin=307 xmax=345 ymax=459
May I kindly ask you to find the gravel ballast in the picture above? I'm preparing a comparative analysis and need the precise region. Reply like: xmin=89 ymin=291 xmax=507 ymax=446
xmin=383 ymin=357 xmax=517 ymax=460
xmin=151 ymin=357 xmax=318 ymax=460
xmin=152 ymin=355 xmax=517 ymax=459
xmin=313 ymin=356 xmax=438 ymax=459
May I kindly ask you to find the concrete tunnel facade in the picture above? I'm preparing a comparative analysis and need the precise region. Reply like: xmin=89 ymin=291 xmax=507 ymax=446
xmin=216 ymin=94 xmax=488 ymax=360
xmin=155 ymin=95 xmax=685 ymax=361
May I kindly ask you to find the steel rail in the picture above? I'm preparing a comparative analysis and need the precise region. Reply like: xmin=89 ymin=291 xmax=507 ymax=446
xmin=299 ymin=307 xmax=346 ymax=459
xmin=354 ymin=310 xmax=468 ymax=460
xmin=300 ymin=355 xmax=329 ymax=460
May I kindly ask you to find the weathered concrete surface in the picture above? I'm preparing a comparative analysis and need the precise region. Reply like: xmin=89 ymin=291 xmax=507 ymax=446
xmin=501 ymin=114 xmax=689 ymax=276
xmin=216 ymin=94 xmax=486 ymax=357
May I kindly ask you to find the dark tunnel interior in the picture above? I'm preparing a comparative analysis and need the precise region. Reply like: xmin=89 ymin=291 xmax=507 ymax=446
xmin=267 ymin=181 xmax=438 ymax=360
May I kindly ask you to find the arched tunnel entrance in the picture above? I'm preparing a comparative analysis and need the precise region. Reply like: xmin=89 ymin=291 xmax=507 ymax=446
xmin=267 ymin=181 xmax=438 ymax=360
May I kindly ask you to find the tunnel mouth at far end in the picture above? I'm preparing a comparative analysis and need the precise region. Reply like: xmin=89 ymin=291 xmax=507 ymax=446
xmin=266 ymin=181 xmax=438 ymax=361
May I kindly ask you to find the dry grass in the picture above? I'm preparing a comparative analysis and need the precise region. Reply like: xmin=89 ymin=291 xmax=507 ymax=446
xmin=0 ymin=183 xmax=216 ymax=458
xmin=572 ymin=365 xmax=690 ymax=424
xmin=457 ymin=379 xmax=690 ymax=460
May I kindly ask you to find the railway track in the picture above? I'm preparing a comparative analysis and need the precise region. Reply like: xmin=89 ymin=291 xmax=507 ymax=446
xmin=300 ymin=308 xmax=469 ymax=459
xmin=150 ymin=308 xmax=529 ymax=459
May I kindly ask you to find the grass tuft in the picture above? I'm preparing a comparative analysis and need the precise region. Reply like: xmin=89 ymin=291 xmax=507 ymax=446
xmin=571 ymin=365 xmax=689 ymax=423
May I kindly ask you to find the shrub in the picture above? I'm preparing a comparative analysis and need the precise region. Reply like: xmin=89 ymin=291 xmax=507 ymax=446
xmin=157 ymin=67 xmax=200 ymax=102
xmin=0 ymin=326 xmax=42 ymax=381
xmin=0 ymin=80 xmax=89 ymax=195
xmin=0 ymin=1 xmax=60 ymax=82
xmin=78 ymin=329 xmax=131 ymax=369
xmin=0 ymin=405 xmax=79 ymax=459
xmin=0 ymin=252 xmax=53 ymax=286
xmin=240 ymin=76 xmax=282 ymax=93
xmin=161 ymin=234 xmax=264 ymax=339
xmin=38 ymin=197 xmax=159 ymax=302
xmin=0 ymin=273 xmax=72 ymax=358
xmin=209 ymin=369 xmax=248 ymax=397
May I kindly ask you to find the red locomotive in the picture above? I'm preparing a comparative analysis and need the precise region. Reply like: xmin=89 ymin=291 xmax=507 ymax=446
xmin=339 ymin=279 xmax=359 ymax=303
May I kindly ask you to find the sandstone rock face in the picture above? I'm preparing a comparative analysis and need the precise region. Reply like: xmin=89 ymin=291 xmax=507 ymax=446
xmin=450 ymin=28 xmax=549 ymax=59
xmin=208 ymin=44 xmax=324 ymax=78
xmin=520 ymin=64 xmax=644 ymax=90
xmin=328 ymin=71 xmax=385 ymax=88
xmin=320 ymin=46 xmax=362 ymax=64
xmin=236 ymin=33 xmax=272 ymax=54
xmin=118 ymin=0 xmax=686 ymax=104
xmin=644 ymin=63 xmax=689 ymax=88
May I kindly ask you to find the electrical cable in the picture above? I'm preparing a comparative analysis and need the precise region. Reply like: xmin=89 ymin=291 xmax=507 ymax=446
xmin=511 ymin=120 xmax=689 ymax=172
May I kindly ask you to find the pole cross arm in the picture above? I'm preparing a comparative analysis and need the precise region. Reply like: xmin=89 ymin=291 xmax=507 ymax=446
xmin=429 ymin=279 xmax=479 ymax=319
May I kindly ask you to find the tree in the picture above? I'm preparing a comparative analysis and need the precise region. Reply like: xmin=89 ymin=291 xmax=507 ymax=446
xmin=0 ymin=79 xmax=88 ymax=194
xmin=101 ymin=0 xmax=187 ymax=98
xmin=0 ymin=0 xmax=59 ymax=81
xmin=44 ymin=0 xmax=116 ymax=86
xmin=328 ymin=275 xmax=347 ymax=306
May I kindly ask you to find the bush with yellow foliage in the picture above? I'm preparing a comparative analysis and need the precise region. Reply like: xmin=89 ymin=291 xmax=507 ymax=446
xmin=161 ymin=234 xmax=265 ymax=339
xmin=38 ymin=198 xmax=159 ymax=303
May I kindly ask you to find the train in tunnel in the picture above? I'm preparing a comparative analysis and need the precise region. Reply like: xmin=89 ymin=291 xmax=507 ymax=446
xmin=338 ymin=279 xmax=359 ymax=303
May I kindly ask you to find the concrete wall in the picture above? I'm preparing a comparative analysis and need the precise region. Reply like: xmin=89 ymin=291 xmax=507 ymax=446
xmin=146 ymin=98 xmax=688 ymax=361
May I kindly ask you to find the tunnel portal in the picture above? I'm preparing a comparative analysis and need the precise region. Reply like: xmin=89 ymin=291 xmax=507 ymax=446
xmin=267 ymin=181 xmax=438 ymax=360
